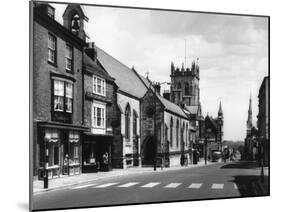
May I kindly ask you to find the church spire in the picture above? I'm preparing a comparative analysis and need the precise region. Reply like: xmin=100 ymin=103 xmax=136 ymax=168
xmin=218 ymin=100 xmax=223 ymax=118
xmin=246 ymin=94 xmax=253 ymax=136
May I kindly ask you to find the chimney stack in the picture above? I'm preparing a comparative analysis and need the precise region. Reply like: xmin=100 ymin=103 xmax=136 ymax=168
xmin=85 ymin=42 xmax=97 ymax=62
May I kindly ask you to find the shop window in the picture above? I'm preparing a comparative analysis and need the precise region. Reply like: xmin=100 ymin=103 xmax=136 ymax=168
xmin=69 ymin=131 xmax=80 ymax=164
xmin=45 ymin=129 xmax=59 ymax=167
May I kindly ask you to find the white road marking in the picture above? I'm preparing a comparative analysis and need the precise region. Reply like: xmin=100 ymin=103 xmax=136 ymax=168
xmin=164 ymin=183 xmax=182 ymax=188
xmin=72 ymin=183 xmax=97 ymax=189
xmin=118 ymin=182 xmax=139 ymax=188
xmin=211 ymin=184 xmax=224 ymax=189
xmin=94 ymin=183 xmax=119 ymax=188
xmin=188 ymin=183 xmax=202 ymax=189
xmin=141 ymin=182 xmax=161 ymax=188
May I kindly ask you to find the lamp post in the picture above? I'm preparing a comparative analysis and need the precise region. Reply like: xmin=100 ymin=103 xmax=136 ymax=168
xmin=205 ymin=128 xmax=211 ymax=165
xmin=43 ymin=135 xmax=50 ymax=189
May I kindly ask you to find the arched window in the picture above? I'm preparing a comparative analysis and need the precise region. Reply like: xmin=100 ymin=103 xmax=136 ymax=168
xmin=185 ymin=83 xmax=189 ymax=95
xmin=125 ymin=104 xmax=131 ymax=140
xmin=176 ymin=119 xmax=179 ymax=147
xmin=186 ymin=123 xmax=189 ymax=147
xmin=170 ymin=117 xmax=173 ymax=147
xmin=177 ymin=82 xmax=181 ymax=89
xmin=183 ymin=122 xmax=185 ymax=145
xmin=133 ymin=110 xmax=138 ymax=137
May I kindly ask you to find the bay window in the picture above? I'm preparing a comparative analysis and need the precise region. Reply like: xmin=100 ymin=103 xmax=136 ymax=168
xmin=92 ymin=103 xmax=106 ymax=128
xmin=53 ymin=80 xmax=73 ymax=113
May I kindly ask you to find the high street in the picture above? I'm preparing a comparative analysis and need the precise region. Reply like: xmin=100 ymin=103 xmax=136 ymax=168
xmin=32 ymin=161 xmax=268 ymax=211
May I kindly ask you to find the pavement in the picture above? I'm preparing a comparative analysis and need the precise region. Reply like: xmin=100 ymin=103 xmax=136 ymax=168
xmin=33 ymin=159 xmax=213 ymax=193
xmin=32 ymin=160 xmax=269 ymax=211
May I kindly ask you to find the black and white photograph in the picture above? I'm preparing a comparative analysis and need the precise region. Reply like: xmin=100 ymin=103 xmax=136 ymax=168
xmin=29 ymin=0 xmax=269 ymax=211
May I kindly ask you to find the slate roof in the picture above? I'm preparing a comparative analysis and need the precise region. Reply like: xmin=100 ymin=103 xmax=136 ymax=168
xmin=137 ymin=72 xmax=188 ymax=118
xmin=95 ymin=46 xmax=147 ymax=99
xmin=156 ymin=93 xmax=188 ymax=118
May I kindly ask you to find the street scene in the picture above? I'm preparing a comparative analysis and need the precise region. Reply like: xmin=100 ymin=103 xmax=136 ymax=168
xmin=31 ymin=1 xmax=269 ymax=211
xmin=33 ymin=161 xmax=268 ymax=210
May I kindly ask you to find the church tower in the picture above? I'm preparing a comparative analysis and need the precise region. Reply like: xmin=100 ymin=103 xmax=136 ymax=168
xmin=246 ymin=94 xmax=253 ymax=137
xmin=170 ymin=59 xmax=200 ymax=107
xmin=63 ymin=4 xmax=88 ymax=41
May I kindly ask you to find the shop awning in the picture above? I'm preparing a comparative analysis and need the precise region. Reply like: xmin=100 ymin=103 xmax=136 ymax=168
xmin=36 ymin=121 xmax=89 ymax=131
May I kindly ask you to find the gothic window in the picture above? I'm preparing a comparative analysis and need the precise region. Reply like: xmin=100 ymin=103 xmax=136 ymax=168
xmin=170 ymin=117 xmax=173 ymax=147
xmin=133 ymin=110 xmax=138 ymax=137
xmin=186 ymin=123 xmax=189 ymax=146
xmin=177 ymin=82 xmax=181 ymax=89
xmin=176 ymin=119 xmax=179 ymax=147
xmin=125 ymin=104 xmax=131 ymax=140
xmin=185 ymin=83 xmax=189 ymax=95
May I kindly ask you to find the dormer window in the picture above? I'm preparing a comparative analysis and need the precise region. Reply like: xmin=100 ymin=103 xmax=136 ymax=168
xmin=47 ymin=5 xmax=55 ymax=19
xmin=71 ymin=14 xmax=80 ymax=33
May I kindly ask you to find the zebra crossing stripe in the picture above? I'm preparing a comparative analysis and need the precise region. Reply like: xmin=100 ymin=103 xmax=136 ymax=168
xmin=211 ymin=184 xmax=224 ymax=189
xmin=188 ymin=183 xmax=202 ymax=189
xmin=118 ymin=182 xmax=139 ymax=188
xmin=95 ymin=183 xmax=119 ymax=188
xmin=72 ymin=183 xmax=97 ymax=189
xmin=164 ymin=183 xmax=182 ymax=188
xmin=141 ymin=182 xmax=161 ymax=188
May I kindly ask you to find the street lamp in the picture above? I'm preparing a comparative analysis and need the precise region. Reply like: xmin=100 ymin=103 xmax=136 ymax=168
xmin=43 ymin=135 xmax=50 ymax=189
xmin=204 ymin=128 xmax=211 ymax=165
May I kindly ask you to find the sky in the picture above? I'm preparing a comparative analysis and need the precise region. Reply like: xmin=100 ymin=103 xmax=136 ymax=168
xmin=51 ymin=3 xmax=268 ymax=141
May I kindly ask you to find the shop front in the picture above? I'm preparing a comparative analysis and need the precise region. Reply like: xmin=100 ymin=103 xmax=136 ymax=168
xmin=82 ymin=133 xmax=113 ymax=173
xmin=36 ymin=122 xmax=88 ymax=180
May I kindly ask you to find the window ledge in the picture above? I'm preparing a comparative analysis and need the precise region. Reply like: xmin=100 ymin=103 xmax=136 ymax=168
xmin=48 ymin=61 xmax=57 ymax=67
xmin=47 ymin=165 xmax=59 ymax=169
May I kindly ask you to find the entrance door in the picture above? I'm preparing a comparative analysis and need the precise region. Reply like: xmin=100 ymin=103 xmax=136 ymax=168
xmin=143 ymin=136 xmax=156 ymax=165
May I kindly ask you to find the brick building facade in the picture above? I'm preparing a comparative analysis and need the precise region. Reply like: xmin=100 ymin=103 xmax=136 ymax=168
xmin=82 ymin=43 xmax=118 ymax=172
xmin=32 ymin=3 xmax=88 ymax=178
xmin=257 ymin=76 xmax=269 ymax=166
